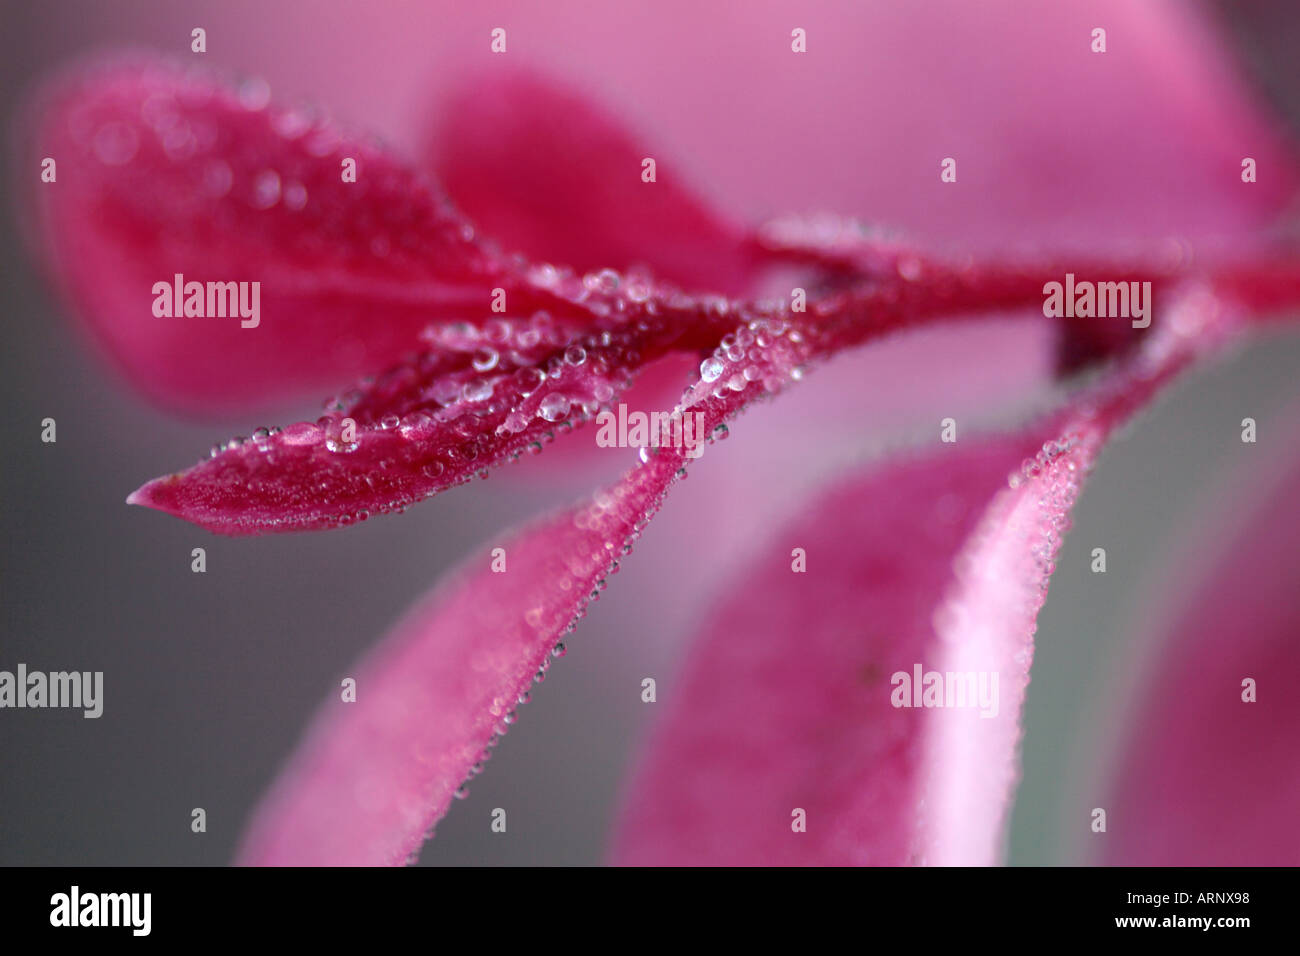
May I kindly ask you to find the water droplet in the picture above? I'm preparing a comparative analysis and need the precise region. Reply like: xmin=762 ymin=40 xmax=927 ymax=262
xmin=700 ymin=357 xmax=725 ymax=383
xmin=250 ymin=169 xmax=281 ymax=209
xmin=462 ymin=379 xmax=494 ymax=403
xmin=282 ymin=180 xmax=308 ymax=211
xmin=514 ymin=366 xmax=546 ymax=394
xmin=305 ymin=126 xmax=341 ymax=157
xmin=203 ymin=159 xmax=233 ymax=197
xmin=538 ymin=393 xmax=570 ymax=422
xmin=237 ymin=77 xmax=271 ymax=111
xmin=551 ymin=643 xmax=567 ymax=659
xmin=250 ymin=427 xmax=276 ymax=451
xmin=564 ymin=345 xmax=587 ymax=366
xmin=93 ymin=123 xmax=138 ymax=166
xmin=530 ymin=263 xmax=560 ymax=287
xmin=585 ymin=269 xmax=621 ymax=294
xmin=472 ymin=347 xmax=499 ymax=372
xmin=897 ymin=255 xmax=923 ymax=281
xmin=398 ymin=411 xmax=435 ymax=440
xmin=272 ymin=109 xmax=311 ymax=139
xmin=281 ymin=422 xmax=323 ymax=446
xmin=711 ymin=424 xmax=730 ymax=441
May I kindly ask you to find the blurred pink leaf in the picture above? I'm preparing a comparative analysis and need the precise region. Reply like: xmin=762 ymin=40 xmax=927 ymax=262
xmin=236 ymin=436 xmax=682 ymax=865
xmin=429 ymin=71 xmax=756 ymax=296
xmin=1090 ymin=416 xmax=1300 ymax=865
xmin=613 ymin=289 xmax=1243 ymax=865
xmin=27 ymin=57 xmax=576 ymax=413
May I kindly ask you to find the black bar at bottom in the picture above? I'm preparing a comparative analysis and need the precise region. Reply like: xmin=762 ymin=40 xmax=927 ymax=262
xmin=1 ymin=865 xmax=1284 ymax=941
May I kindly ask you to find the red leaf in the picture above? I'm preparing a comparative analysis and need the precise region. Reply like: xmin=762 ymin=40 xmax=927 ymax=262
xmin=27 ymin=57 xmax=569 ymax=412
xmin=129 ymin=254 xmax=1143 ymax=534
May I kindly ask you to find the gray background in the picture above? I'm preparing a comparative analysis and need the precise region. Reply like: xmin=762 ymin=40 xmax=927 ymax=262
xmin=1 ymin=0 xmax=1297 ymax=866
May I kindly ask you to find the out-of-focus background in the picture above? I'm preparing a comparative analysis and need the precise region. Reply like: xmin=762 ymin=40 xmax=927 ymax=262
xmin=1 ymin=0 xmax=1297 ymax=865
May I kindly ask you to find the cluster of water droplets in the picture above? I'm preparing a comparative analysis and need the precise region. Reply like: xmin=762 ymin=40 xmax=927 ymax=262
xmin=449 ymin=552 xmax=623 ymax=805
xmin=445 ymin=380 xmax=754 ymax=808
xmin=428 ymin=454 xmax=678 ymax=808
xmin=523 ymin=263 xmax=667 ymax=320
xmin=923 ymin=430 xmax=1096 ymax=689
xmin=207 ymin=423 xmax=286 ymax=460
xmin=83 ymin=62 xmax=500 ymax=283
xmin=1007 ymin=434 xmax=1082 ymax=491
xmin=182 ymin=223 xmax=826 ymax=533
xmin=88 ymin=72 xmax=327 ymax=220
xmin=683 ymin=314 xmax=809 ymax=415
xmin=406 ymin=310 xmax=623 ymax=444
xmin=1016 ymin=434 xmax=1089 ymax=602
xmin=195 ymin=301 xmax=625 ymax=507
xmin=450 ymin=672 xmax=547 ymax=802
xmin=754 ymin=213 xmax=910 ymax=269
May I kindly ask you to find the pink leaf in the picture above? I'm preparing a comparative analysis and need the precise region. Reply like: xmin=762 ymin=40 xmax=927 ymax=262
xmin=26 ymin=57 xmax=557 ymax=413
xmin=613 ymin=434 xmax=1039 ymax=865
xmin=235 ymin=446 xmax=681 ymax=865
xmin=429 ymin=71 xmax=756 ymax=295
xmin=129 ymin=249 xmax=1190 ymax=534
xmin=125 ymin=273 xmax=735 ymax=534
